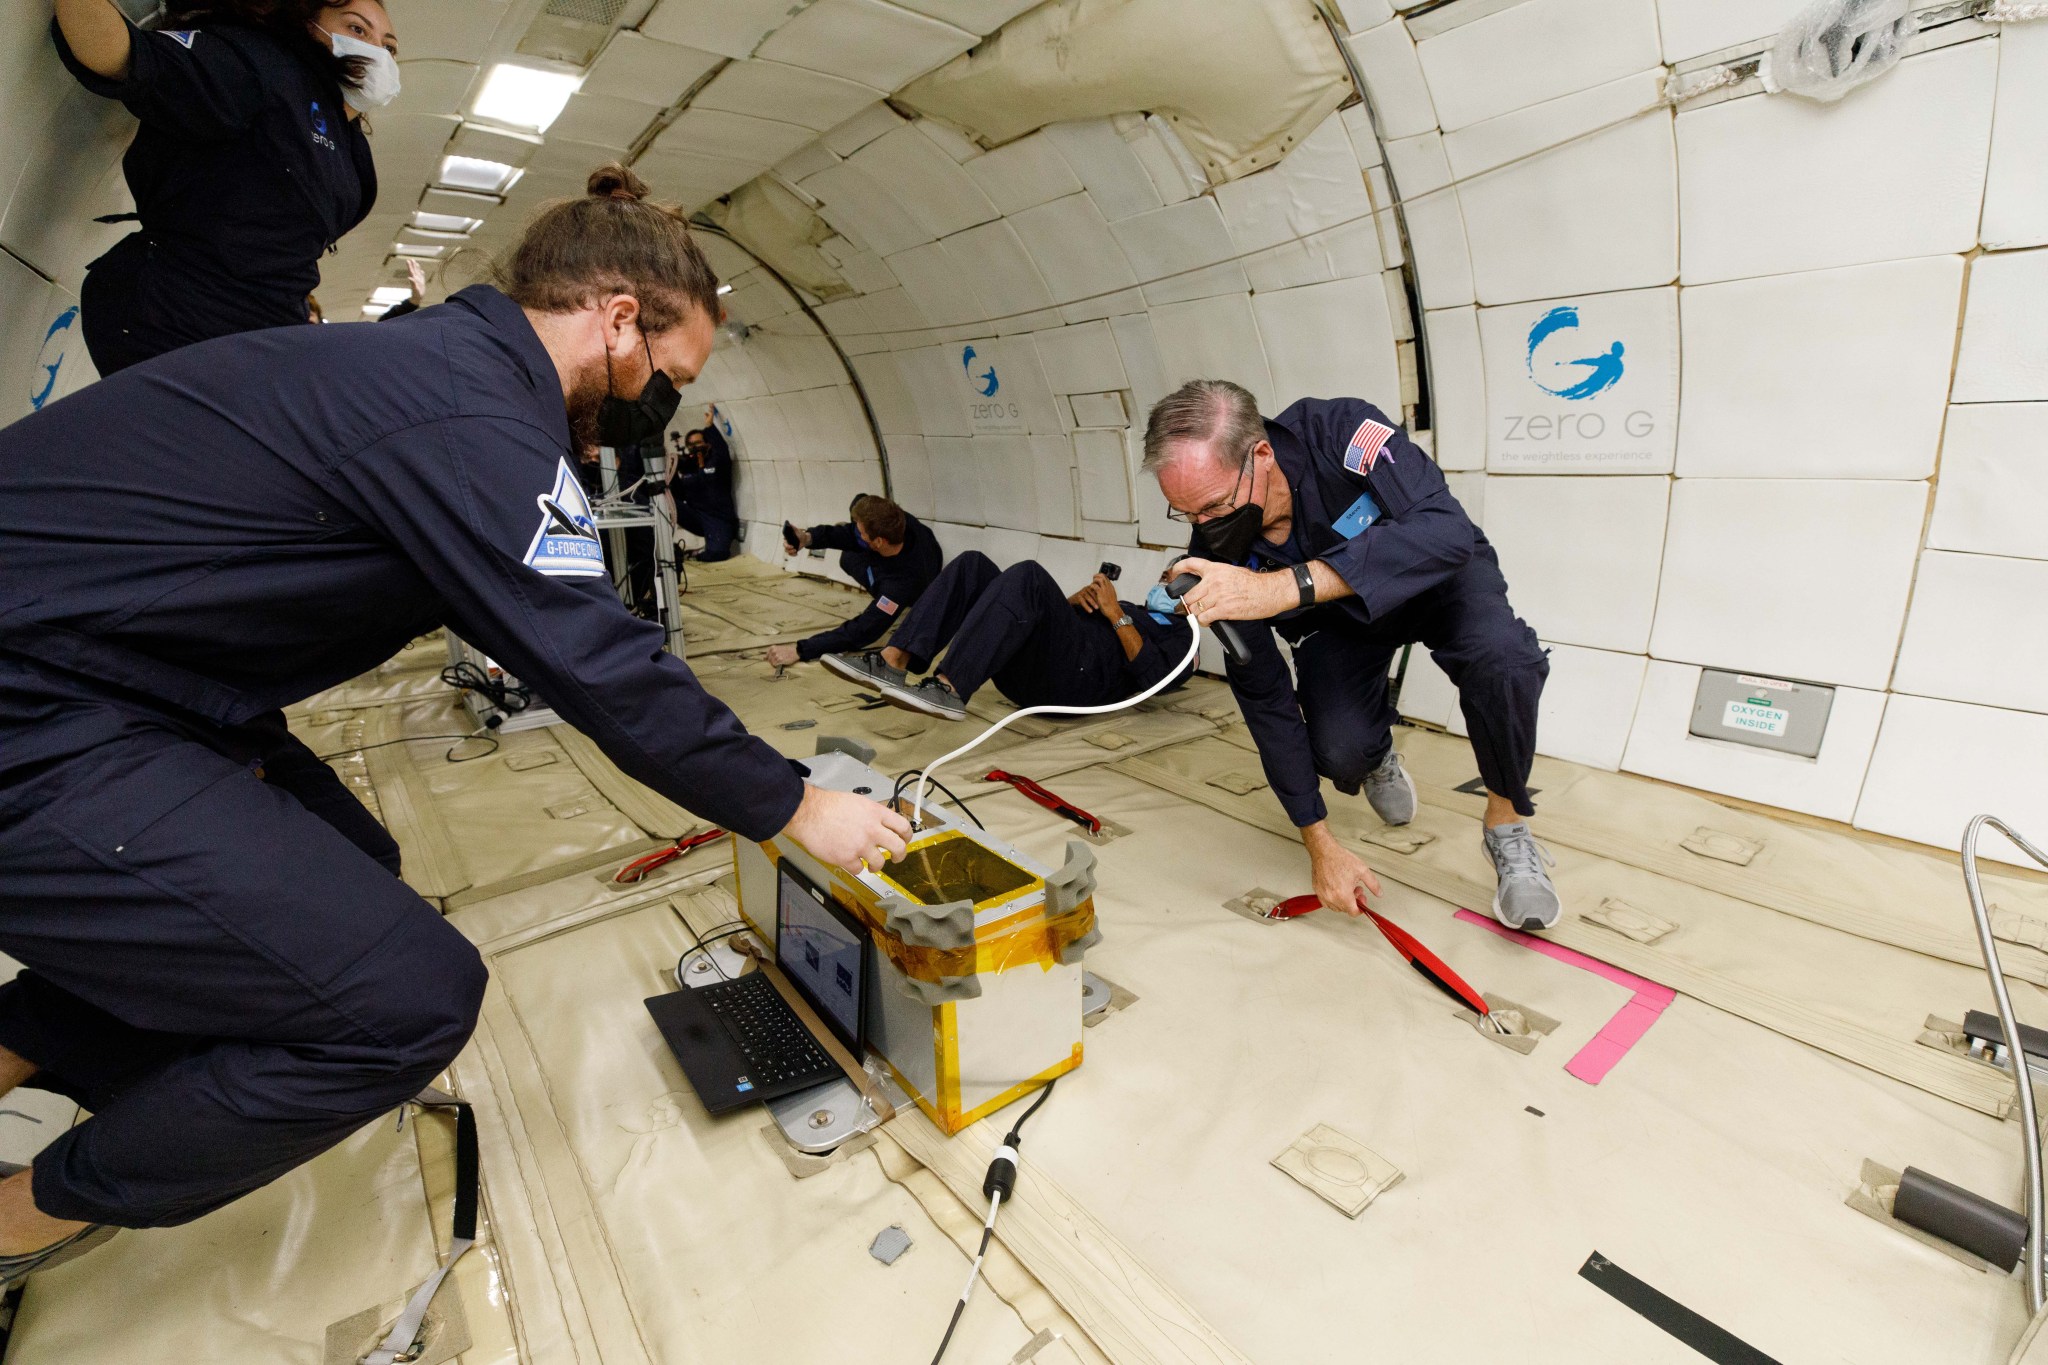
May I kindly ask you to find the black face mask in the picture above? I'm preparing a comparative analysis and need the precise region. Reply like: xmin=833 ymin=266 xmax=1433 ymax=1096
xmin=1193 ymin=500 xmax=1265 ymax=563
xmin=597 ymin=333 xmax=682 ymax=448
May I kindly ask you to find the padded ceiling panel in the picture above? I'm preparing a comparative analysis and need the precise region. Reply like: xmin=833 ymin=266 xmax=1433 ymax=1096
xmin=1457 ymin=110 xmax=1676 ymax=305
xmin=1650 ymin=478 xmax=1927 ymax=690
xmin=694 ymin=60 xmax=885 ymax=134
xmin=1210 ymin=114 xmax=1374 ymax=258
xmin=548 ymin=93 xmax=655 ymax=149
xmin=1927 ymin=402 xmax=2048 ymax=561
xmin=884 ymin=241 xmax=983 ymax=328
xmin=1413 ymin=0 xmax=1662 ymax=133
xmin=1148 ymin=293 xmax=1276 ymax=414
xmin=1982 ymin=21 xmax=2048 ymax=250
xmin=1041 ymin=121 xmax=1164 ymax=224
xmin=1676 ymin=42 xmax=1999 ymax=284
xmin=582 ymin=32 xmax=724 ymax=106
xmin=1891 ymin=552 xmax=2048 ymax=715
xmin=1676 ymin=255 xmax=1963 ymax=479
xmin=640 ymin=0 xmax=794 ymax=61
xmin=1482 ymin=475 xmax=1669 ymax=654
xmin=1251 ymin=277 xmax=1401 ymax=413
xmin=798 ymin=162 xmax=936 ymax=257
xmin=1008 ymin=193 xmax=1139 ymax=306
xmin=1344 ymin=20 xmax=1438 ymax=141
xmin=942 ymin=219 xmax=1058 ymax=320
xmin=1653 ymin=0 xmax=1806 ymax=64
xmin=390 ymin=60 xmax=479 ymax=119
xmin=388 ymin=1 xmax=509 ymax=63
xmin=1951 ymin=247 xmax=2048 ymax=402
xmin=1524 ymin=642 xmax=1647 ymax=772
xmin=1856 ymin=695 xmax=2048 ymax=865
xmin=848 ymin=125 xmax=1001 ymax=239
xmin=755 ymin=0 xmax=979 ymax=93
xmin=657 ymin=107 xmax=818 ymax=169
xmin=1031 ymin=321 xmax=1127 ymax=396
xmin=1031 ymin=435 xmax=1080 ymax=536
xmin=962 ymin=131 xmax=1085 ymax=216
xmin=889 ymin=0 xmax=1045 ymax=34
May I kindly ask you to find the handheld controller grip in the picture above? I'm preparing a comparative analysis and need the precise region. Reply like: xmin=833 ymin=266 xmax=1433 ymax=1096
xmin=1166 ymin=572 xmax=1250 ymax=666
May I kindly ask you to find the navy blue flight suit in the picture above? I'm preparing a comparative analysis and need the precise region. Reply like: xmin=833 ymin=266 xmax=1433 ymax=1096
xmin=0 ymin=286 xmax=804 ymax=1229
xmin=54 ymin=17 xmax=377 ymax=374
xmin=892 ymin=552 xmax=1194 ymax=708
xmin=1215 ymin=398 xmax=1548 ymax=830
xmin=793 ymin=514 xmax=943 ymax=661
xmin=670 ymin=426 xmax=738 ymax=562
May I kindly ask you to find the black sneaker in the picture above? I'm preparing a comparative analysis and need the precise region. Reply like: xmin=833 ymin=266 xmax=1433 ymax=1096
xmin=880 ymin=676 xmax=968 ymax=720
xmin=821 ymin=649 xmax=905 ymax=690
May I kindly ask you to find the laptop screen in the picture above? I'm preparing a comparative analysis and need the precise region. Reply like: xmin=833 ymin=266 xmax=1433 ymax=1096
xmin=775 ymin=860 xmax=865 ymax=1051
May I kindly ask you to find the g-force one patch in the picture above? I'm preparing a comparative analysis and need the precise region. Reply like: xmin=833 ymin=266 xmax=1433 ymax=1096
xmin=524 ymin=459 xmax=604 ymax=579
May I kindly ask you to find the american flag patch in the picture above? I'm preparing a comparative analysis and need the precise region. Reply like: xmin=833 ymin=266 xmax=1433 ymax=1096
xmin=877 ymin=596 xmax=899 ymax=616
xmin=1343 ymin=418 xmax=1397 ymax=475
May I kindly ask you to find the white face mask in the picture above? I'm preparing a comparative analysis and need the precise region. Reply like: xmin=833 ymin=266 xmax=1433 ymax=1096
xmin=329 ymin=32 xmax=401 ymax=113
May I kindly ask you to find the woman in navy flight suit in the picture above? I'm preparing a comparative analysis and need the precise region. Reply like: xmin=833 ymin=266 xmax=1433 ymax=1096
xmin=52 ymin=0 xmax=398 ymax=375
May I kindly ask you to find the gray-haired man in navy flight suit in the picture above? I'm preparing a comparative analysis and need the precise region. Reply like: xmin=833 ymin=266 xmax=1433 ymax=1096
xmin=1144 ymin=379 xmax=1559 ymax=931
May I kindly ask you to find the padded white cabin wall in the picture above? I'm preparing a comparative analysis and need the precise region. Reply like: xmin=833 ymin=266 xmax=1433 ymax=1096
xmin=1336 ymin=0 xmax=2044 ymax=862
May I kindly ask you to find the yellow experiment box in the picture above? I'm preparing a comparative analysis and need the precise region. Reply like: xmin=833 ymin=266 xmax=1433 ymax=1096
xmin=735 ymin=746 xmax=1100 ymax=1134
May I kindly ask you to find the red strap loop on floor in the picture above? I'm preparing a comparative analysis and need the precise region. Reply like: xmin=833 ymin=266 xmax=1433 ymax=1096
xmin=983 ymin=770 xmax=1102 ymax=835
xmin=613 ymin=828 xmax=727 ymax=884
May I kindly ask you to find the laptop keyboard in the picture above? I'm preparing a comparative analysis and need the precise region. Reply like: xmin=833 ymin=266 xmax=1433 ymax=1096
xmin=702 ymin=973 xmax=834 ymax=1087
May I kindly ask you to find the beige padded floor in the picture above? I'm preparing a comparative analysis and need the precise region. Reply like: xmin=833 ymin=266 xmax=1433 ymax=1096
xmin=11 ymin=557 xmax=2043 ymax=1364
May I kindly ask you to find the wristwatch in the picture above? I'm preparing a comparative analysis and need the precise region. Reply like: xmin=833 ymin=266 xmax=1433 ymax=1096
xmin=1114 ymin=614 xmax=1134 ymax=630
xmin=1290 ymin=563 xmax=1316 ymax=609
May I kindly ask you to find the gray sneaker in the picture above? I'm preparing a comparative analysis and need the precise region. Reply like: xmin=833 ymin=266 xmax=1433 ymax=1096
xmin=881 ymin=676 xmax=968 ymax=720
xmin=1362 ymin=750 xmax=1416 ymax=826
xmin=1482 ymin=822 xmax=1560 ymax=931
xmin=821 ymin=649 xmax=905 ymax=690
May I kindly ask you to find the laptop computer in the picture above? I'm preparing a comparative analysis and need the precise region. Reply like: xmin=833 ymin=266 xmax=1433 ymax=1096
xmin=644 ymin=858 xmax=870 ymax=1116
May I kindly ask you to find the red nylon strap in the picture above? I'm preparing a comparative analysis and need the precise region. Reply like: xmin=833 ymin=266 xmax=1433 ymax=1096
xmin=983 ymin=770 xmax=1102 ymax=835
xmin=1269 ymin=894 xmax=1492 ymax=1018
xmin=614 ymin=828 xmax=727 ymax=884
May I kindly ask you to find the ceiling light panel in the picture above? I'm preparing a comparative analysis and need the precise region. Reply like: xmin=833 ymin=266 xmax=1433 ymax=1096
xmin=391 ymin=243 xmax=447 ymax=258
xmin=438 ymin=155 xmax=524 ymax=194
xmin=371 ymin=286 xmax=414 ymax=304
xmin=411 ymin=211 xmax=483 ymax=234
xmin=471 ymin=62 xmax=583 ymax=132
xmin=692 ymin=59 xmax=885 ymax=133
xmin=581 ymin=30 xmax=724 ymax=105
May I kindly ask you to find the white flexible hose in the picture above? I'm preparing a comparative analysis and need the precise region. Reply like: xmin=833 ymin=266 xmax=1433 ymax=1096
xmin=911 ymin=617 xmax=1204 ymax=828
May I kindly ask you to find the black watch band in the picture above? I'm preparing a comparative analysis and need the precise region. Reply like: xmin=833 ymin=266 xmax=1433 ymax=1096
xmin=1291 ymin=562 xmax=1316 ymax=610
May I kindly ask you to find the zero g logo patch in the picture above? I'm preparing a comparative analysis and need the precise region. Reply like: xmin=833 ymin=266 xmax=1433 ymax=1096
xmin=309 ymin=100 xmax=337 ymax=151
xmin=1526 ymin=306 xmax=1624 ymax=401
xmin=162 ymin=29 xmax=198 ymax=47
xmin=523 ymin=459 xmax=604 ymax=578
xmin=30 ymin=306 xmax=79 ymax=413
xmin=961 ymin=345 xmax=998 ymax=397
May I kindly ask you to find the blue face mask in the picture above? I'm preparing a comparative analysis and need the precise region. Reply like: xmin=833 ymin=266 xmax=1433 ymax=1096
xmin=1145 ymin=583 xmax=1179 ymax=617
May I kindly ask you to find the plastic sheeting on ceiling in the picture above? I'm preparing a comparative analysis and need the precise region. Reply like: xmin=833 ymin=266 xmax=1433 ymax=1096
xmin=705 ymin=179 xmax=857 ymax=301
xmin=896 ymin=0 xmax=1353 ymax=182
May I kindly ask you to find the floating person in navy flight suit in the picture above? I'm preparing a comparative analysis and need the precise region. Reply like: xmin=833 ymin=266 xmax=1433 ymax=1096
xmin=1144 ymin=380 xmax=1560 ymax=932
xmin=0 ymin=165 xmax=910 ymax=1281
xmin=764 ymin=494 xmax=944 ymax=671
xmin=668 ymin=415 xmax=739 ymax=563
xmin=52 ymin=0 xmax=397 ymax=375
xmin=821 ymin=554 xmax=1194 ymax=720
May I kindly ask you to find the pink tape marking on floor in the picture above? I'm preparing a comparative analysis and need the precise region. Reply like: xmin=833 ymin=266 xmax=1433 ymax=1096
xmin=1452 ymin=910 xmax=1677 ymax=1085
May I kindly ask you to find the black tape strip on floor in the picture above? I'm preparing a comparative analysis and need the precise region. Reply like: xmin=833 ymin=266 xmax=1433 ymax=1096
xmin=1579 ymin=1252 xmax=1783 ymax=1365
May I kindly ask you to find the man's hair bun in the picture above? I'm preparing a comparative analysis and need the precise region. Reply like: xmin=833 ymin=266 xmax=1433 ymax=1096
xmin=587 ymin=164 xmax=650 ymax=202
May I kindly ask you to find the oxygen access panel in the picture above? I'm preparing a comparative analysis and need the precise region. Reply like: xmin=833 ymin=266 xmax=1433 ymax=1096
xmin=1689 ymin=668 xmax=1835 ymax=759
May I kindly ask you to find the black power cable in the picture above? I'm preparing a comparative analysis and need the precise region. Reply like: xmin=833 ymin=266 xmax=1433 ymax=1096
xmin=927 ymin=1081 xmax=1057 ymax=1365
xmin=439 ymin=660 xmax=532 ymax=715
xmin=891 ymin=768 xmax=986 ymax=831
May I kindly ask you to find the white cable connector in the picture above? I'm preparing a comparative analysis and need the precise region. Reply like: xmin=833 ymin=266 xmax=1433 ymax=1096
xmin=910 ymin=617 xmax=1203 ymax=828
